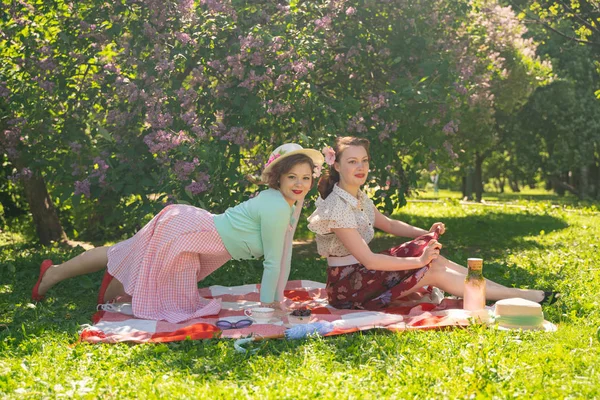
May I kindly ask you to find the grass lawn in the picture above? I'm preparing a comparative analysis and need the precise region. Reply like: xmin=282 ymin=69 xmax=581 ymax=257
xmin=1 ymin=193 xmax=599 ymax=398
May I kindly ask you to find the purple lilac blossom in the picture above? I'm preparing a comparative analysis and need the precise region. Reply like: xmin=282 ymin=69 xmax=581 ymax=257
xmin=0 ymin=82 xmax=10 ymax=99
xmin=70 ymin=142 xmax=83 ymax=153
xmin=74 ymin=179 xmax=91 ymax=198
xmin=174 ymin=158 xmax=199 ymax=181
xmin=185 ymin=172 xmax=211 ymax=195
xmin=314 ymin=16 xmax=332 ymax=31
xmin=442 ymin=120 xmax=459 ymax=135
xmin=144 ymin=130 xmax=192 ymax=154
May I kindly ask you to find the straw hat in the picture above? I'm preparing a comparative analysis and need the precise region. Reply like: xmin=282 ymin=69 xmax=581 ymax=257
xmin=261 ymin=143 xmax=324 ymax=182
xmin=493 ymin=298 xmax=556 ymax=332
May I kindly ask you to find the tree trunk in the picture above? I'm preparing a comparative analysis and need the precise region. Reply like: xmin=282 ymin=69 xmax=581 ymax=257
xmin=570 ymin=169 xmax=580 ymax=196
xmin=580 ymin=165 xmax=589 ymax=199
xmin=498 ymin=177 xmax=505 ymax=193
xmin=550 ymin=175 xmax=579 ymax=197
xmin=1 ymin=110 xmax=67 ymax=245
xmin=474 ymin=153 xmax=484 ymax=202
xmin=552 ymin=173 xmax=566 ymax=196
xmin=19 ymin=168 xmax=67 ymax=245
xmin=463 ymin=167 xmax=474 ymax=200
xmin=591 ymin=160 xmax=600 ymax=199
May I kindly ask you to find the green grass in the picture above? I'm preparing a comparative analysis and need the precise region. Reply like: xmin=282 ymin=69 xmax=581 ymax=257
xmin=412 ymin=185 xmax=589 ymax=207
xmin=1 ymin=193 xmax=599 ymax=398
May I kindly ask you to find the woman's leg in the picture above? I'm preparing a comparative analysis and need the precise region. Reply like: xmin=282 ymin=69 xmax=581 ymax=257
xmin=437 ymin=255 xmax=545 ymax=301
xmin=438 ymin=255 xmax=469 ymax=274
xmin=37 ymin=246 xmax=111 ymax=296
xmin=395 ymin=257 xmax=545 ymax=302
xmin=103 ymin=278 xmax=126 ymax=302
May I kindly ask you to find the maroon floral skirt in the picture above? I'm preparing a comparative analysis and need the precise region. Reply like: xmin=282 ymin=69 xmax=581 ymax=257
xmin=326 ymin=230 xmax=439 ymax=310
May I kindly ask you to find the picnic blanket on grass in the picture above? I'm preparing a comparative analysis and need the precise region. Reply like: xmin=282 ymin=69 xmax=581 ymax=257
xmin=80 ymin=280 xmax=542 ymax=344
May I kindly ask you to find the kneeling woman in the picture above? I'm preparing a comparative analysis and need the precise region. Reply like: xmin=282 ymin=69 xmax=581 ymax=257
xmin=32 ymin=144 xmax=324 ymax=323
xmin=308 ymin=137 xmax=557 ymax=310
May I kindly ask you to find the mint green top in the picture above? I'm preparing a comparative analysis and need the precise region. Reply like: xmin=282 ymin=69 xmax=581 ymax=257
xmin=213 ymin=189 xmax=299 ymax=303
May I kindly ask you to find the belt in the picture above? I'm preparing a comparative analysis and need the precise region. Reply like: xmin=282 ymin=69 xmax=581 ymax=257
xmin=327 ymin=254 xmax=359 ymax=267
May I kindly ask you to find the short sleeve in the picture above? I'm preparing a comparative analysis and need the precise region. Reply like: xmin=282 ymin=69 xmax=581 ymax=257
xmin=308 ymin=196 xmax=358 ymax=235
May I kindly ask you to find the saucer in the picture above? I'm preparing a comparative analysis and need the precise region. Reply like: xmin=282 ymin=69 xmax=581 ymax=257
xmin=250 ymin=317 xmax=283 ymax=325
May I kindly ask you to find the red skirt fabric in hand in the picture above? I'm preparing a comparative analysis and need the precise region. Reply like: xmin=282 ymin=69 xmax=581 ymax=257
xmin=326 ymin=230 xmax=440 ymax=310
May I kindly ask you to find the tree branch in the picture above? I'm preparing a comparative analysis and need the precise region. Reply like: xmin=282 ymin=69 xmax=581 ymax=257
xmin=73 ymin=62 xmax=91 ymax=111
xmin=556 ymin=0 xmax=600 ymax=36
xmin=507 ymin=0 xmax=600 ymax=46
xmin=523 ymin=18 xmax=600 ymax=46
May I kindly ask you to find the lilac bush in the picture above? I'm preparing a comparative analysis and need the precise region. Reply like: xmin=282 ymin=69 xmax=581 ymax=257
xmin=0 ymin=0 xmax=551 ymax=239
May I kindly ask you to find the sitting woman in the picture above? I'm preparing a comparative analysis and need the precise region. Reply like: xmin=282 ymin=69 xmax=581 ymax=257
xmin=308 ymin=136 xmax=558 ymax=310
xmin=32 ymin=143 xmax=324 ymax=323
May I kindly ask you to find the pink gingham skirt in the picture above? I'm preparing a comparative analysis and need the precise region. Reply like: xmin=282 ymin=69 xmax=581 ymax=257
xmin=107 ymin=204 xmax=231 ymax=323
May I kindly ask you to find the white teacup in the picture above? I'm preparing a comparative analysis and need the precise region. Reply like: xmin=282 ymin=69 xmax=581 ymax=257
xmin=244 ymin=307 xmax=275 ymax=323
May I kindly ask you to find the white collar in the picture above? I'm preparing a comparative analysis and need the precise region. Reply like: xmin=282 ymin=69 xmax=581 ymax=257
xmin=332 ymin=184 xmax=367 ymax=210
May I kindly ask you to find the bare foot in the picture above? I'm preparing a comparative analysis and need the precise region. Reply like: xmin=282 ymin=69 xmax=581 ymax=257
xmin=516 ymin=289 xmax=545 ymax=303
xmin=533 ymin=290 xmax=545 ymax=303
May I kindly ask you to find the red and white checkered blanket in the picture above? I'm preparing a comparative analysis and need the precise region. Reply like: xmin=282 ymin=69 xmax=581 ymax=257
xmin=80 ymin=280 xmax=475 ymax=343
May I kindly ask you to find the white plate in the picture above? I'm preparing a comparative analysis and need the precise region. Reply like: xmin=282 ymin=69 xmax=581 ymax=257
xmin=250 ymin=317 xmax=283 ymax=325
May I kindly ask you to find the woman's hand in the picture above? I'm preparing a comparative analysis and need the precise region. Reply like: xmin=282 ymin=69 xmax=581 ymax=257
xmin=420 ymin=240 xmax=442 ymax=265
xmin=278 ymin=298 xmax=296 ymax=312
xmin=261 ymin=301 xmax=281 ymax=309
xmin=272 ymin=299 xmax=299 ymax=318
xmin=429 ymin=222 xmax=446 ymax=235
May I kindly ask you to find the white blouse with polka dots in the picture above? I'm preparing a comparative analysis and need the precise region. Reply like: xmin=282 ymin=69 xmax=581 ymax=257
xmin=307 ymin=184 xmax=376 ymax=257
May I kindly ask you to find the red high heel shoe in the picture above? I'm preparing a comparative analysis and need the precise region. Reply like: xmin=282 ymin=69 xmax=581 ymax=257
xmin=97 ymin=270 xmax=114 ymax=305
xmin=32 ymin=259 xmax=53 ymax=301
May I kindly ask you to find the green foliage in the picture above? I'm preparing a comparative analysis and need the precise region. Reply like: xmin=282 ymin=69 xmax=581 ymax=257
xmin=521 ymin=0 xmax=600 ymax=47
xmin=1 ymin=195 xmax=599 ymax=398
xmin=2 ymin=0 xmax=552 ymax=243
xmin=501 ymin=6 xmax=600 ymax=199
xmin=447 ymin=0 xmax=552 ymax=167
xmin=0 ymin=0 xmax=596 ymax=240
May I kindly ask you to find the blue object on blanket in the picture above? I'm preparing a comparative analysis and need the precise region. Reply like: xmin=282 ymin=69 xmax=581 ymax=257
xmin=285 ymin=321 xmax=335 ymax=339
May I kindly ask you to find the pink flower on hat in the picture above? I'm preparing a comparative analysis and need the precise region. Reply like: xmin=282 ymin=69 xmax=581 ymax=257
xmin=322 ymin=146 xmax=336 ymax=165
xmin=265 ymin=153 xmax=281 ymax=167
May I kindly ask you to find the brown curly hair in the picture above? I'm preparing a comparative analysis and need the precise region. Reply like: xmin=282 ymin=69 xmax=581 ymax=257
xmin=262 ymin=153 xmax=316 ymax=189
xmin=317 ymin=136 xmax=370 ymax=199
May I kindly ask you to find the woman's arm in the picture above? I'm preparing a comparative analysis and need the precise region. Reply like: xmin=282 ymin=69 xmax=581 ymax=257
xmin=332 ymin=227 xmax=441 ymax=271
xmin=373 ymin=208 xmax=428 ymax=238
xmin=259 ymin=205 xmax=290 ymax=305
